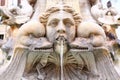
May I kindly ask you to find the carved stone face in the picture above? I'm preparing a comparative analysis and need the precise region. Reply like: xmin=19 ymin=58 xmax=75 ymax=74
xmin=46 ymin=10 xmax=76 ymax=43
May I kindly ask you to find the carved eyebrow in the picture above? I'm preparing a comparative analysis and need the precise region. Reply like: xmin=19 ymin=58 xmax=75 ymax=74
xmin=48 ymin=18 xmax=59 ymax=26
xmin=63 ymin=18 xmax=74 ymax=25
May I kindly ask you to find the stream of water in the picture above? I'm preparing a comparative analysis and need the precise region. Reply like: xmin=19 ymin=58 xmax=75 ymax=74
xmin=59 ymin=1 xmax=64 ymax=79
xmin=60 ymin=40 xmax=64 ymax=80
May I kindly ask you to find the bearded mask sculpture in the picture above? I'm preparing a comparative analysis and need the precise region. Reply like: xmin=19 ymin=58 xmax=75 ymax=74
xmin=0 ymin=2 xmax=120 ymax=80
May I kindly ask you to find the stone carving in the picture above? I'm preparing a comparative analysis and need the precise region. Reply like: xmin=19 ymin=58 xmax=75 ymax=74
xmin=92 ymin=1 xmax=120 ymax=74
xmin=0 ymin=1 xmax=120 ymax=80
xmin=102 ymin=22 xmax=120 ymax=74
xmin=77 ymin=21 xmax=106 ymax=47
xmin=0 ymin=0 xmax=33 ymax=25
xmin=0 ymin=0 xmax=33 ymax=58
xmin=91 ymin=0 xmax=106 ymax=23
xmin=0 ymin=5 xmax=25 ymax=67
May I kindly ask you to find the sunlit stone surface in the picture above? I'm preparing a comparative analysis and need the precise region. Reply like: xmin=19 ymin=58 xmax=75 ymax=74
xmin=0 ymin=0 xmax=120 ymax=80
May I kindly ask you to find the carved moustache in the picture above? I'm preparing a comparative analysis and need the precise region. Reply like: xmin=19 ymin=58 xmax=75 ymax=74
xmin=55 ymin=34 xmax=67 ymax=42
xmin=54 ymin=36 xmax=69 ymax=54
xmin=56 ymin=36 xmax=67 ymax=44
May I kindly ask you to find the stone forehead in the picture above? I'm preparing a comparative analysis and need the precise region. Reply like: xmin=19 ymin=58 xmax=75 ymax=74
xmin=40 ymin=4 xmax=81 ymax=26
xmin=45 ymin=4 xmax=75 ymax=14
xmin=48 ymin=11 xmax=74 ymax=20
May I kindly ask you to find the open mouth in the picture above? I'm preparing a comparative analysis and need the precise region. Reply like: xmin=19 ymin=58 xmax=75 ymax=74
xmin=69 ymin=43 xmax=89 ymax=52
xmin=34 ymin=47 xmax=52 ymax=50
xmin=71 ymin=46 xmax=89 ymax=50
xmin=69 ymin=41 xmax=90 ymax=51
xmin=56 ymin=36 xmax=67 ymax=42
xmin=32 ymin=42 xmax=53 ymax=52
xmin=32 ymin=46 xmax=53 ymax=52
xmin=28 ymin=38 xmax=53 ymax=52
xmin=55 ymin=36 xmax=68 ymax=45
xmin=29 ymin=36 xmax=90 ymax=52
xmin=69 ymin=47 xmax=89 ymax=52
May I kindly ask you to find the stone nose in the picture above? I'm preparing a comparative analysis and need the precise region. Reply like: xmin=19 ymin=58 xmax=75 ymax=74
xmin=57 ymin=29 xmax=66 ymax=33
xmin=57 ymin=21 xmax=66 ymax=33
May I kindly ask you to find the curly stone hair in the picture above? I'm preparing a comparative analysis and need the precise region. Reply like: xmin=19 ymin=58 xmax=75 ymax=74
xmin=39 ymin=4 xmax=82 ymax=27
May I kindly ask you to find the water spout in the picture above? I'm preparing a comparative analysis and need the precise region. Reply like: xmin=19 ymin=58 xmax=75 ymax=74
xmin=55 ymin=36 xmax=67 ymax=80
xmin=60 ymin=39 xmax=64 ymax=80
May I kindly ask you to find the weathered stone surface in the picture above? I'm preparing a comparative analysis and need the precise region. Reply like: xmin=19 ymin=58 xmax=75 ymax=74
xmin=0 ymin=0 xmax=120 ymax=80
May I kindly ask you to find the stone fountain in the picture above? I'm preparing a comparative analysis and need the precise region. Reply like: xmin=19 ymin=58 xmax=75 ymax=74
xmin=0 ymin=0 xmax=120 ymax=80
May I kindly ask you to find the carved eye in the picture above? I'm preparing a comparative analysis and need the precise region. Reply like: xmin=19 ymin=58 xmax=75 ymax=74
xmin=63 ymin=18 xmax=74 ymax=27
xmin=65 ymin=22 xmax=73 ymax=27
xmin=48 ymin=19 xmax=59 ymax=27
